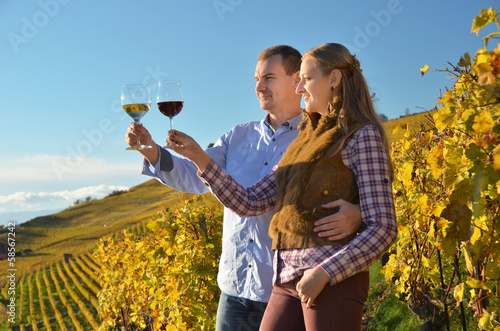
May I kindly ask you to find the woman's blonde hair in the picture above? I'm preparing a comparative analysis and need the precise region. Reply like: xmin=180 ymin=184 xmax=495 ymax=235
xmin=303 ymin=43 xmax=393 ymax=176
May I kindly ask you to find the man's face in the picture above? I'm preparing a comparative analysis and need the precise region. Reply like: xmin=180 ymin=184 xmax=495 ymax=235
xmin=254 ymin=55 xmax=299 ymax=113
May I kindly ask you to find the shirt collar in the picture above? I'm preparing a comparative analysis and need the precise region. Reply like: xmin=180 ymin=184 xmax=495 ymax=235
xmin=263 ymin=113 xmax=302 ymax=134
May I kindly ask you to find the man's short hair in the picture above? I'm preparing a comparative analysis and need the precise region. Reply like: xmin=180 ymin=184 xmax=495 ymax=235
xmin=257 ymin=45 xmax=302 ymax=76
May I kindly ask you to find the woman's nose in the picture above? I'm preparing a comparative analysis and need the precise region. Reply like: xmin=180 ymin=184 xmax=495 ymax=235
xmin=295 ymin=80 xmax=305 ymax=94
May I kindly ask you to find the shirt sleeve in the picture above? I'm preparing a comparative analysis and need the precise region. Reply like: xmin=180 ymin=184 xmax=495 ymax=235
xmin=141 ymin=136 xmax=230 ymax=194
xmin=319 ymin=125 xmax=398 ymax=285
xmin=198 ymin=160 xmax=277 ymax=217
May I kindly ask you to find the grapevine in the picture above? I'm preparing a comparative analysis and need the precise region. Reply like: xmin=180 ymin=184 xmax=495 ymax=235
xmin=94 ymin=198 xmax=223 ymax=330
xmin=42 ymin=267 xmax=68 ymax=331
xmin=384 ymin=8 xmax=500 ymax=330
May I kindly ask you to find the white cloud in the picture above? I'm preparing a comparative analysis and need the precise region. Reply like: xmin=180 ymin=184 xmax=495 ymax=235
xmin=0 ymin=184 xmax=129 ymax=213
xmin=0 ymin=154 xmax=140 ymax=184
xmin=0 ymin=154 xmax=145 ymax=215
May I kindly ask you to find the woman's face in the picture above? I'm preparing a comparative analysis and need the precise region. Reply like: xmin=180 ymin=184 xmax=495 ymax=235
xmin=296 ymin=57 xmax=337 ymax=115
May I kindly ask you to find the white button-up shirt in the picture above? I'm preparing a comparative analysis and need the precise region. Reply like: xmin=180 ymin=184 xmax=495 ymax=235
xmin=142 ymin=114 xmax=302 ymax=302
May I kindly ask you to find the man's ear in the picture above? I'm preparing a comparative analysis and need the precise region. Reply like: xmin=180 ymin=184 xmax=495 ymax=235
xmin=292 ymin=71 xmax=301 ymax=87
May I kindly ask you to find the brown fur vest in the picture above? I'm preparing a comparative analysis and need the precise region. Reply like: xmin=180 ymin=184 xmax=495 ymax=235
xmin=269 ymin=101 xmax=365 ymax=250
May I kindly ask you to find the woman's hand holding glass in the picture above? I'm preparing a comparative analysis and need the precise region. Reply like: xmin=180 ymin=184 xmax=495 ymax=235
xmin=167 ymin=130 xmax=211 ymax=173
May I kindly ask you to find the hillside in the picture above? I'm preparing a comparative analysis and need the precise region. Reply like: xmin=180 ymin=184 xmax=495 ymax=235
xmin=0 ymin=179 xmax=222 ymax=278
xmin=384 ymin=110 xmax=435 ymax=144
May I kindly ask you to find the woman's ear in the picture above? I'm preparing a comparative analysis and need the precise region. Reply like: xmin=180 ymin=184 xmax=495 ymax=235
xmin=330 ymin=69 xmax=342 ymax=89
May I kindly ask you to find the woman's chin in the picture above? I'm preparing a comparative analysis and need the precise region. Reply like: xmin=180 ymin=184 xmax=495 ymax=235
xmin=304 ymin=107 xmax=322 ymax=115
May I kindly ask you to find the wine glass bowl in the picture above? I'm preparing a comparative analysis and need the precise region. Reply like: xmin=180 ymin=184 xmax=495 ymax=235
xmin=121 ymin=84 xmax=152 ymax=150
xmin=157 ymin=80 xmax=184 ymax=148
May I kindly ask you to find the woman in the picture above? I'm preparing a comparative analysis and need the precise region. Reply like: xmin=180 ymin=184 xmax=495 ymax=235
xmin=169 ymin=43 xmax=397 ymax=331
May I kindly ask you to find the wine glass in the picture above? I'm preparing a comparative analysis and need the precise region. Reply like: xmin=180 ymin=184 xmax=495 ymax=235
xmin=121 ymin=83 xmax=152 ymax=150
xmin=157 ymin=80 xmax=184 ymax=148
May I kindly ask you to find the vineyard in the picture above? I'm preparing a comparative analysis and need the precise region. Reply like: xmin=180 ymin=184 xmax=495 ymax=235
xmin=1 ymin=252 xmax=102 ymax=330
xmin=0 ymin=202 xmax=223 ymax=331
xmin=0 ymin=221 xmax=151 ymax=331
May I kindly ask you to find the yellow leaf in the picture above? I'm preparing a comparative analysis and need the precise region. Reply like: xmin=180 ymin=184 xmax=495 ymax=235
xmin=427 ymin=145 xmax=444 ymax=179
xmin=392 ymin=125 xmax=401 ymax=135
xmin=461 ymin=107 xmax=475 ymax=122
xmin=467 ymin=277 xmax=494 ymax=291
xmin=431 ymin=202 xmax=446 ymax=217
xmin=420 ymin=65 xmax=429 ymax=76
xmin=400 ymin=161 xmax=414 ymax=189
xmin=463 ymin=249 xmax=475 ymax=275
xmin=470 ymin=225 xmax=482 ymax=245
xmin=472 ymin=111 xmax=494 ymax=134
xmin=453 ymin=282 xmax=464 ymax=302
xmin=402 ymin=139 xmax=412 ymax=153
xmin=493 ymin=144 xmax=500 ymax=171
xmin=471 ymin=8 xmax=498 ymax=35
xmin=434 ymin=107 xmax=457 ymax=131
xmin=421 ymin=255 xmax=430 ymax=268
xmin=416 ymin=194 xmax=429 ymax=213
xmin=479 ymin=312 xmax=494 ymax=330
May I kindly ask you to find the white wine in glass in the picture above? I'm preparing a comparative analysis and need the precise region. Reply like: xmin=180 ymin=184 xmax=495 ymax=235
xmin=121 ymin=84 xmax=152 ymax=150
xmin=157 ymin=80 xmax=184 ymax=148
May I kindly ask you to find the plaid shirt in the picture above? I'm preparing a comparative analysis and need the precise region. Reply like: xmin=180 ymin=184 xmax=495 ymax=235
xmin=199 ymin=125 xmax=397 ymax=286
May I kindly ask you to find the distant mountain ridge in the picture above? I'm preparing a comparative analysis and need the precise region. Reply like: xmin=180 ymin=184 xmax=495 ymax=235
xmin=0 ymin=209 xmax=63 ymax=228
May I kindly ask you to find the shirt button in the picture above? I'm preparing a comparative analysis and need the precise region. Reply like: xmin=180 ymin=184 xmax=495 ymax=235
xmin=248 ymin=265 xmax=252 ymax=268
xmin=272 ymin=138 xmax=276 ymax=142
xmin=250 ymin=239 xmax=254 ymax=243
xmin=264 ymin=162 xmax=268 ymax=166
xmin=384 ymin=178 xmax=389 ymax=184
xmin=322 ymin=189 xmax=329 ymax=196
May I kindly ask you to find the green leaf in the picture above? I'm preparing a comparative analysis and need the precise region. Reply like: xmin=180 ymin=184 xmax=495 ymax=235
xmin=485 ymin=263 xmax=500 ymax=280
xmin=441 ymin=237 xmax=457 ymax=256
xmin=454 ymin=180 xmax=474 ymax=201
xmin=440 ymin=202 xmax=472 ymax=241
xmin=465 ymin=143 xmax=485 ymax=164
xmin=458 ymin=53 xmax=472 ymax=67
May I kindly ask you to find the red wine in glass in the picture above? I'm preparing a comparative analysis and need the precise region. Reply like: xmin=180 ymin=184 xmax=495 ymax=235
xmin=157 ymin=80 xmax=184 ymax=148
xmin=158 ymin=101 xmax=184 ymax=118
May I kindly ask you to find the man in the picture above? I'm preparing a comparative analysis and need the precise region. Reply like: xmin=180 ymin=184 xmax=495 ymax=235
xmin=126 ymin=45 xmax=361 ymax=330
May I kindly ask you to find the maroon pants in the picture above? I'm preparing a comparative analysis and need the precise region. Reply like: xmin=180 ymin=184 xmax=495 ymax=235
xmin=259 ymin=271 xmax=369 ymax=331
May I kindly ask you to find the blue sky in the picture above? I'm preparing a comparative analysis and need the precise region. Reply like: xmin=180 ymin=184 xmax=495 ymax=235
xmin=0 ymin=0 xmax=498 ymax=226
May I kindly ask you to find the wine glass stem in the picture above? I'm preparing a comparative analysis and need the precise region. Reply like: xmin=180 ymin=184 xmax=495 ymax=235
xmin=135 ymin=120 xmax=142 ymax=147
xmin=170 ymin=117 xmax=174 ymax=131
